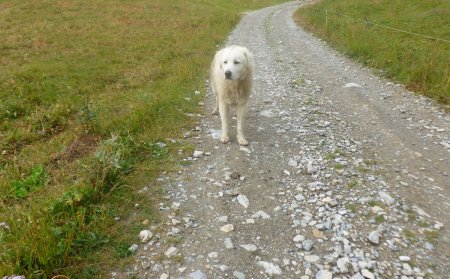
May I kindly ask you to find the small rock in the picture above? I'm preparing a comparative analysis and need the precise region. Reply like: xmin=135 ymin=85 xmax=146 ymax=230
xmin=139 ymin=230 xmax=153 ymax=243
xmin=288 ymin=159 xmax=298 ymax=167
xmin=399 ymin=256 xmax=411 ymax=262
xmin=337 ymin=257 xmax=350 ymax=273
xmin=293 ymin=235 xmax=305 ymax=242
xmin=302 ymin=239 xmax=314 ymax=252
xmin=237 ymin=194 xmax=250 ymax=208
xmin=224 ymin=238 xmax=234 ymax=249
xmin=208 ymin=251 xmax=218 ymax=258
xmin=220 ymin=224 xmax=234 ymax=233
xmin=368 ymin=230 xmax=381 ymax=245
xmin=350 ymin=273 xmax=365 ymax=279
xmin=164 ymin=247 xmax=178 ymax=258
xmin=252 ymin=211 xmax=271 ymax=220
xmin=188 ymin=270 xmax=208 ymax=279
xmin=257 ymin=261 xmax=282 ymax=275
xmin=361 ymin=269 xmax=375 ymax=279
xmin=193 ymin=150 xmax=203 ymax=158
xmin=316 ymin=269 xmax=332 ymax=279
xmin=304 ymin=255 xmax=321 ymax=264
xmin=378 ymin=191 xmax=395 ymax=205
xmin=128 ymin=244 xmax=138 ymax=253
xmin=240 ymin=244 xmax=258 ymax=252
xmin=233 ymin=270 xmax=246 ymax=279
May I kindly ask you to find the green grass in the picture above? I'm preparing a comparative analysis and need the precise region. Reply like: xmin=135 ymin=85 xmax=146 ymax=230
xmin=0 ymin=0 xmax=287 ymax=277
xmin=295 ymin=0 xmax=450 ymax=106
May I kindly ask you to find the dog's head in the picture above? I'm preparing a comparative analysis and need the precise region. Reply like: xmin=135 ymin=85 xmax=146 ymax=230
xmin=219 ymin=46 xmax=252 ymax=81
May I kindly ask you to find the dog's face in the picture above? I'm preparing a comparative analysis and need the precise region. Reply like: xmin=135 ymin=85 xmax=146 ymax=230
xmin=220 ymin=48 xmax=249 ymax=80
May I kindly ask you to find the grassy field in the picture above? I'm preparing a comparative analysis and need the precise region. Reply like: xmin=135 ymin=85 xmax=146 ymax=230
xmin=0 ymin=0 xmax=286 ymax=277
xmin=295 ymin=0 xmax=450 ymax=106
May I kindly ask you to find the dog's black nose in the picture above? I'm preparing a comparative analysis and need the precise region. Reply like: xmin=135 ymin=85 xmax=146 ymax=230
xmin=225 ymin=70 xmax=232 ymax=79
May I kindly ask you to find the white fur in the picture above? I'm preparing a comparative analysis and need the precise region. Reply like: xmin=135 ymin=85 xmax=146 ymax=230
xmin=210 ymin=45 xmax=254 ymax=145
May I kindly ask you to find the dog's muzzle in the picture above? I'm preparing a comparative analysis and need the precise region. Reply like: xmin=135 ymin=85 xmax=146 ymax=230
xmin=225 ymin=70 xmax=232 ymax=80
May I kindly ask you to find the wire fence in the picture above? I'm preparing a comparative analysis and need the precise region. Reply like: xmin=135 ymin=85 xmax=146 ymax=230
xmin=305 ymin=7 xmax=450 ymax=44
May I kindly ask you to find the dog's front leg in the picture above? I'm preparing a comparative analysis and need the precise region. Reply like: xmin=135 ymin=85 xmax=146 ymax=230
xmin=219 ymin=100 xmax=230 ymax=144
xmin=236 ymin=104 xmax=248 ymax=145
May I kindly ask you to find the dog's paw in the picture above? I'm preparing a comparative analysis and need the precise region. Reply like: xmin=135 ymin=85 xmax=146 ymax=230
xmin=221 ymin=135 xmax=230 ymax=144
xmin=237 ymin=135 xmax=248 ymax=146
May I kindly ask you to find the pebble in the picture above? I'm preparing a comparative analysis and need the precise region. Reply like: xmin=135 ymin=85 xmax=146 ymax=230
xmin=193 ymin=150 xmax=203 ymax=158
xmin=164 ymin=247 xmax=178 ymax=258
xmin=139 ymin=230 xmax=153 ymax=243
xmin=188 ymin=270 xmax=208 ymax=279
xmin=237 ymin=194 xmax=250 ymax=208
xmin=361 ymin=269 xmax=375 ymax=279
xmin=128 ymin=244 xmax=138 ymax=253
xmin=252 ymin=211 xmax=271 ymax=219
xmin=368 ymin=230 xmax=381 ymax=244
xmin=304 ymin=255 xmax=321 ymax=264
xmin=220 ymin=224 xmax=235 ymax=233
xmin=224 ymin=238 xmax=234 ymax=249
xmin=240 ymin=244 xmax=258 ymax=252
xmin=293 ymin=235 xmax=305 ymax=242
xmin=257 ymin=261 xmax=282 ymax=275
xmin=315 ymin=269 xmax=332 ymax=279
xmin=302 ymin=239 xmax=314 ymax=252
xmin=233 ymin=270 xmax=246 ymax=279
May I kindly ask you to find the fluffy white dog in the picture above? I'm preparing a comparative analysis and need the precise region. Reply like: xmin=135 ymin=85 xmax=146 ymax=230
xmin=210 ymin=45 xmax=254 ymax=145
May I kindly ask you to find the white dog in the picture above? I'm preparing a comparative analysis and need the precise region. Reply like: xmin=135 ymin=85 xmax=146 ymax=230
xmin=210 ymin=45 xmax=254 ymax=145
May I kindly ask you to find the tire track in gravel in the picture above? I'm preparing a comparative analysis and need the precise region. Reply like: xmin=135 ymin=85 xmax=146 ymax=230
xmin=116 ymin=1 xmax=450 ymax=278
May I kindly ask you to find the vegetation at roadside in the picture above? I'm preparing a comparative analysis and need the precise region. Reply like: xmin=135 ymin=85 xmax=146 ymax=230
xmin=295 ymin=0 xmax=450 ymax=106
xmin=0 ymin=0 xmax=286 ymax=277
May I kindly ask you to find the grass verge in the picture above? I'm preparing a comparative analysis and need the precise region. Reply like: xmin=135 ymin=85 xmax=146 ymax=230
xmin=0 ymin=0 xmax=286 ymax=277
xmin=294 ymin=0 xmax=450 ymax=106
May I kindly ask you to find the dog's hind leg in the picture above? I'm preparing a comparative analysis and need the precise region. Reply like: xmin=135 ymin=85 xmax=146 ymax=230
xmin=236 ymin=104 xmax=248 ymax=146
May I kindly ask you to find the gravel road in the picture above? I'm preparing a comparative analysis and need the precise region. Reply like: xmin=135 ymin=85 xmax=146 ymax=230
xmin=115 ymin=1 xmax=450 ymax=278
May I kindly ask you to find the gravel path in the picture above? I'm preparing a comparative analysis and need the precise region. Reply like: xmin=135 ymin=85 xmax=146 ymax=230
xmin=115 ymin=1 xmax=450 ymax=278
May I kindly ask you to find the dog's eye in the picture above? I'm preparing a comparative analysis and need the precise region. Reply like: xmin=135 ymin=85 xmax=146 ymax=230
xmin=234 ymin=61 xmax=240 ymax=65
xmin=224 ymin=61 xmax=228 ymax=64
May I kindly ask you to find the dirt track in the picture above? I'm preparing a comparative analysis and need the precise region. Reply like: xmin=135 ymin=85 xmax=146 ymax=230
xmin=117 ymin=1 xmax=450 ymax=278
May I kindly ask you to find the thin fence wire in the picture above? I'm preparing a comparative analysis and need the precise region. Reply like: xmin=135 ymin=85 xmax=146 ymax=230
xmin=304 ymin=7 xmax=450 ymax=44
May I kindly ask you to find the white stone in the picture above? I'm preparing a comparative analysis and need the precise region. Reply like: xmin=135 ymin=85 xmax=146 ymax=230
xmin=368 ymin=230 xmax=381 ymax=244
xmin=188 ymin=270 xmax=208 ymax=279
xmin=304 ymin=255 xmax=321 ymax=264
xmin=128 ymin=244 xmax=138 ymax=253
xmin=293 ymin=234 xmax=305 ymax=242
xmin=224 ymin=238 xmax=234 ymax=249
xmin=233 ymin=270 xmax=245 ymax=279
xmin=252 ymin=211 xmax=271 ymax=219
xmin=240 ymin=244 xmax=258 ymax=252
xmin=208 ymin=251 xmax=218 ymax=258
xmin=378 ymin=191 xmax=395 ymax=205
xmin=193 ymin=150 xmax=203 ymax=158
xmin=288 ymin=158 xmax=298 ymax=167
xmin=164 ymin=246 xmax=178 ymax=258
xmin=139 ymin=230 xmax=153 ymax=243
xmin=257 ymin=261 xmax=282 ymax=275
xmin=218 ymin=216 xmax=228 ymax=223
xmin=337 ymin=257 xmax=350 ymax=273
xmin=160 ymin=274 xmax=169 ymax=279
xmin=220 ymin=224 xmax=234 ymax=233
xmin=350 ymin=273 xmax=365 ymax=279
xmin=237 ymin=194 xmax=250 ymax=208
xmin=361 ymin=269 xmax=375 ymax=279
xmin=344 ymin=82 xmax=362 ymax=88
xmin=399 ymin=256 xmax=411 ymax=262
xmin=316 ymin=269 xmax=333 ymax=279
